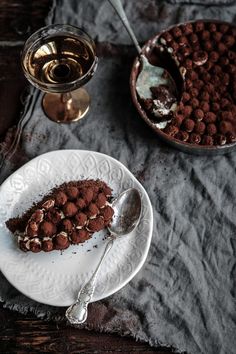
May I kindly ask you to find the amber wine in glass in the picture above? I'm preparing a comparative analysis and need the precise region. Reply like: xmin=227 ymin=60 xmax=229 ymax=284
xmin=21 ymin=24 xmax=98 ymax=123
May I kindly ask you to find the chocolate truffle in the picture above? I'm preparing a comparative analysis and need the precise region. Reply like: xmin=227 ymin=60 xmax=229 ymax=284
xmin=71 ymin=229 xmax=90 ymax=244
xmin=100 ymin=206 xmax=114 ymax=223
xmin=55 ymin=191 xmax=67 ymax=206
xmin=183 ymin=119 xmax=195 ymax=132
xmin=42 ymin=239 xmax=54 ymax=252
xmin=75 ymin=198 xmax=86 ymax=209
xmin=96 ymin=193 xmax=107 ymax=208
xmin=61 ymin=219 xmax=74 ymax=233
xmin=54 ymin=232 xmax=69 ymax=250
xmin=87 ymin=216 xmax=105 ymax=232
xmin=63 ymin=202 xmax=78 ymax=217
xmin=81 ymin=187 xmax=94 ymax=204
xmin=75 ymin=212 xmax=87 ymax=227
xmin=66 ymin=186 xmax=79 ymax=200
xmin=39 ymin=221 xmax=56 ymax=238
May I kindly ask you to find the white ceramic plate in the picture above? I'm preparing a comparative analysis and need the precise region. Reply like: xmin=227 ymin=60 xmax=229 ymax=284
xmin=0 ymin=150 xmax=153 ymax=307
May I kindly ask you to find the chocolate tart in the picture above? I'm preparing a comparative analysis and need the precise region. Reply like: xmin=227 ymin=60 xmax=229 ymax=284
xmin=6 ymin=179 xmax=114 ymax=252
xmin=130 ymin=20 xmax=236 ymax=155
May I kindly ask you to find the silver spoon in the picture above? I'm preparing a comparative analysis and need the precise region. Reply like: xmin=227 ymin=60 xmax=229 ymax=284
xmin=65 ymin=188 xmax=142 ymax=325
xmin=108 ymin=0 xmax=178 ymax=119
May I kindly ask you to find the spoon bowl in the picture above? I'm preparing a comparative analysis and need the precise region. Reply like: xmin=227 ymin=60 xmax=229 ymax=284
xmin=109 ymin=188 xmax=141 ymax=237
xmin=65 ymin=188 xmax=142 ymax=325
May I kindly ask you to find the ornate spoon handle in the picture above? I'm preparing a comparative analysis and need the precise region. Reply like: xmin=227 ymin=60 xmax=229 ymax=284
xmin=65 ymin=238 xmax=114 ymax=325
xmin=108 ymin=0 xmax=142 ymax=55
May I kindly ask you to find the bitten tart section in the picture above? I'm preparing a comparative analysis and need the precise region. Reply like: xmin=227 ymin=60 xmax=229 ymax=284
xmin=142 ymin=21 xmax=236 ymax=146
xmin=6 ymin=179 xmax=114 ymax=252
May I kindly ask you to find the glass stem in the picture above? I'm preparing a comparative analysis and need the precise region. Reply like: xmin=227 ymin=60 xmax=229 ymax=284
xmin=60 ymin=92 xmax=72 ymax=104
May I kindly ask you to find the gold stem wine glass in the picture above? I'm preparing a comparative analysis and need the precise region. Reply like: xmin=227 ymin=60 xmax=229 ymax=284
xmin=21 ymin=24 xmax=98 ymax=123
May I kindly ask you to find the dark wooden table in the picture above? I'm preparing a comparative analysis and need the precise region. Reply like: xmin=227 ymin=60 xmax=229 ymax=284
xmin=0 ymin=1 xmax=174 ymax=353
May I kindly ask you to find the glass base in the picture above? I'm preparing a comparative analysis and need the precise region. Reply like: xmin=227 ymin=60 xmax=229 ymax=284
xmin=42 ymin=88 xmax=90 ymax=123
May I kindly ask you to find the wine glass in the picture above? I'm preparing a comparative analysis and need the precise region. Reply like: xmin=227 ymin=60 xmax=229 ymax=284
xmin=21 ymin=24 xmax=98 ymax=123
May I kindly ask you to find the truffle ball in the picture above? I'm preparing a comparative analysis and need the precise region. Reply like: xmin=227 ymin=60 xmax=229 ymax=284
xmin=220 ymin=111 xmax=234 ymax=121
xmin=183 ymin=105 xmax=193 ymax=117
xmin=208 ymin=23 xmax=217 ymax=32
xmin=172 ymin=115 xmax=184 ymax=127
xmin=46 ymin=208 xmax=62 ymax=224
xmin=223 ymin=35 xmax=235 ymax=47
xmin=63 ymin=202 xmax=78 ymax=217
xmin=211 ymin=102 xmax=220 ymax=112
xmin=182 ymin=92 xmax=191 ymax=102
xmin=181 ymin=23 xmax=193 ymax=35
xmin=212 ymin=31 xmax=222 ymax=42
xmin=183 ymin=59 xmax=193 ymax=70
xmin=195 ymin=21 xmax=204 ymax=32
xmin=81 ymin=187 xmax=94 ymax=204
xmin=42 ymin=240 xmax=54 ymax=252
xmin=55 ymin=191 xmax=67 ymax=206
xmin=61 ymin=219 xmax=74 ymax=233
xmin=75 ymin=198 xmax=86 ymax=209
xmin=75 ymin=212 xmax=88 ymax=227
xmin=162 ymin=32 xmax=173 ymax=43
xmin=71 ymin=229 xmax=90 ymax=244
xmin=191 ymin=98 xmax=199 ymax=109
xmin=209 ymin=51 xmax=219 ymax=62
xmin=193 ymin=109 xmax=204 ymax=121
xmin=219 ymin=121 xmax=232 ymax=134
xmin=96 ymin=193 xmax=107 ymax=208
xmin=206 ymin=123 xmax=217 ymax=136
xmin=172 ymin=26 xmax=182 ymax=38
xmin=183 ymin=119 xmax=195 ymax=132
xmin=201 ymin=135 xmax=214 ymax=145
xmin=214 ymin=134 xmax=227 ymax=145
xmin=204 ymin=112 xmax=217 ymax=123
xmin=189 ymin=133 xmax=201 ymax=144
xmin=200 ymin=101 xmax=210 ymax=113
xmin=100 ymin=206 xmax=114 ymax=222
xmin=194 ymin=121 xmax=206 ymax=135
xmin=188 ymin=88 xmax=199 ymax=98
xmin=87 ymin=216 xmax=105 ymax=232
xmin=31 ymin=209 xmax=44 ymax=223
xmin=201 ymin=30 xmax=210 ymax=40
xmin=217 ymin=42 xmax=227 ymax=53
xmin=29 ymin=240 xmax=41 ymax=253
xmin=199 ymin=91 xmax=210 ymax=101
xmin=226 ymin=133 xmax=236 ymax=143
xmin=39 ymin=221 xmax=56 ymax=238
xmin=164 ymin=125 xmax=179 ymax=136
xmin=66 ymin=186 xmax=79 ymax=200
xmin=219 ymin=24 xmax=229 ymax=33
xmin=103 ymin=186 xmax=112 ymax=197
xmin=26 ymin=221 xmax=38 ymax=237
xmin=54 ymin=232 xmax=69 ymax=250
xmin=192 ymin=51 xmax=208 ymax=66
xmin=204 ymin=41 xmax=213 ymax=52
xmin=189 ymin=34 xmax=198 ymax=44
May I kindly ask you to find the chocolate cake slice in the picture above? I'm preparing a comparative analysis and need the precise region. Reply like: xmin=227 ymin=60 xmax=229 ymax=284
xmin=6 ymin=179 xmax=114 ymax=253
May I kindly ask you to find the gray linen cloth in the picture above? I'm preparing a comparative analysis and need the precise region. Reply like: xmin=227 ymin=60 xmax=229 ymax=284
xmin=1 ymin=1 xmax=236 ymax=353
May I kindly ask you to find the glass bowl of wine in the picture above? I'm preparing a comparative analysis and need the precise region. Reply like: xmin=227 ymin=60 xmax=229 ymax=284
xmin=21 ymin=24 xmax=98 ymax=123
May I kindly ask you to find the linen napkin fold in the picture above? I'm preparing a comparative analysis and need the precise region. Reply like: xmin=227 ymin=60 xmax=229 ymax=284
xmin=1 ymin=1 xmax=236 ymax=354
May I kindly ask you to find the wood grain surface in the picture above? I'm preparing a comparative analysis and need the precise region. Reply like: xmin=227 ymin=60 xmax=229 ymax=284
xmin=0 ymin=304 xmax=174 ymax=353
xmin=0 ymin=1 xmax=176 ymax=353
